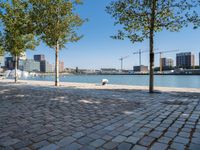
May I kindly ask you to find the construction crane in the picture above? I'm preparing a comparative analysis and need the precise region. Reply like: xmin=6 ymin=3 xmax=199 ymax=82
xmin=133 ymin=49 xmax=149 ymax=66
xmin=155 ymin=49 xmax=179 ymax=72
xmin=119 ymin=56 xmax=129 ymax=71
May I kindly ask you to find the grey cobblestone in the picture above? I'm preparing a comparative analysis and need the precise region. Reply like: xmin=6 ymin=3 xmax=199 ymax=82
xmin=0 ymin=83 xmax=199 ymax=149
xmin=39 ymin=144 xmax=58 ymax=150
xmin=89 ymin=139 xmax=106 ymax=147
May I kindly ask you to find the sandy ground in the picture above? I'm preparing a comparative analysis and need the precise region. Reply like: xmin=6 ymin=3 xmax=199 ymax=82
xmin=0 ymin=78 xmax=200 ymax=93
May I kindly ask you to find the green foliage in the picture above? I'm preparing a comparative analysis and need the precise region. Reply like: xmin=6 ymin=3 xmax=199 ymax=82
xmin=106 ymin=0 xmax=199 ymax=43
xmin=29 ymin=0 xmax=84 ymax=49
xmin=0 ymin=0 xmax=37 ymax=57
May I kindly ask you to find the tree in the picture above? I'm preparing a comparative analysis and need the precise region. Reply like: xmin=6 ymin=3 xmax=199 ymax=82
xmin=106 ymin=0 xmax=198 ymax=93
xmin=0 ymin=32 xmax=4 ymax=55
xmin=0 ymin=0 xmax=37 ymax=82
xmin=29 ymin=0 xmax=84 ymax=86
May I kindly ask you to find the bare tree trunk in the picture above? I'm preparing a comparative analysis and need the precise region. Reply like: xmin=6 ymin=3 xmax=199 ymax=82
xmin=149 ymin=0 xmax=156 ymax=93
xmin=14 ymin=55 xmax=18 ymax=83
xmin=55 ymin=41 xmax=59 ymax=86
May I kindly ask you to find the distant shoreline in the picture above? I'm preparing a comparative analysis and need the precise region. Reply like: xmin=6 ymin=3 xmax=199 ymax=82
xmin=38 ymin=73 xmax=200 ymax=76
xmin=0 ymin=79 xmax=200 ymax=93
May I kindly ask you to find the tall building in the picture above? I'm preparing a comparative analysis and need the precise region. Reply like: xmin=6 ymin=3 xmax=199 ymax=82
xmin=40 ymin=60 xmax=53 ymax=73
xmin=0 ymin=55 xmax=5 ymax=67
xmin=59 ymin=61 xmax=65 ymax=72
xmin=176 ymin=52 xmax=195 ymax=69
xmin=34 ymin=54 xmax=45 ymax=62
xmin=19 ymin=59 xmax=40 ymax=72
xmin=133 ymin=65 xmax=148 ymax=72
xmin=5 ymin=57 xmax=15 ymax=70
xmin=161 ymin=58 xmax=174 ymax=68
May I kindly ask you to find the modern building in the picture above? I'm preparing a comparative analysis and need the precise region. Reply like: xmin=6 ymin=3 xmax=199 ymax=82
xmin=133 ymin=65 xmax=148 ymax=72
xmin=59 ymin=61 xmax=65 ymax=72
xmin=19 ymin=59 xmax=40 ymax=72
xmin=0 ymin=55 xmax=5 ymax=67
xmin=176 ymin=52 xmax=195 ymax=69
xmin=100 ymin=68 xmax=118 ymax=74
xmin=40 ymin=60 xmax=53 ymax=73
xmin=5 ymin=57 xmax=15 ymax=70
xmin=34 ymin=54 xmax=45 ymax=62
xmin=161 ymin=58 xmax=174 ymax=68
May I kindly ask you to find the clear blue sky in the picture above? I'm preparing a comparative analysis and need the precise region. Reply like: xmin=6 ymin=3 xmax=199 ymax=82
xmin=25 ymin=0 xmax=200 ymax=70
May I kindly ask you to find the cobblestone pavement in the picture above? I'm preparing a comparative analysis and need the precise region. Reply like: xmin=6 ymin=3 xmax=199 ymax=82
xmin=0 ymin=83 xmax=200 ymax=150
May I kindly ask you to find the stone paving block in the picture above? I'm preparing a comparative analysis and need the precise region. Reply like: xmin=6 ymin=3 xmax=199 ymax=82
xmin=72 ymin=132 xmax=85 ymax=139
xmin=47 ymin=130 xmax=62 ymax=136
xmin=173 ymin=136 xmax=189 ymax=145
xmin=170 ymin=142 xmax=185 ymax=150
xmin=31 ymin=140 xmax=50 ymax=149
xmin=77 ymin=136 xmax=94 ymax=145
xmin=158 ymin=136 xmax=172 ymax=144
xmin=39 ymin=144 xmax=58 ymax=150
xmin=12 ymin=140 xmax=32 ymax=149
xmin=150 ymin=142 xmax=168 ymax=150
xmin=60 ymin=142 xmax=82 ymax=150
xmin=0 ymin=132 xmax=13 ymax=138
xmin=191 ymin=137 xmax=200 ymax=144
xmin=117 ymin=142 xmax=132 ymax=150
xmin=103 ymin=141 xmax=119 ymax=149
xmin=89 ymin=139 xmax=106 ymax=147
xmin=102 ymin=135 xmax=113 ymax=141
xmin=148 ymin=130 xmax=163 ymax=138
xmin=48 ymin=135 xmax=64 ymax=142
xmin=31 ymin=134 xmax=49 ymax=143
xmin=57 ymin=136 xmax=76 ymax=147
xmin=20 ymin=148 xmax=32 ymax=150
xmin=88 ymin=133 xmax=101 ymax=140
xmin=112 ymin=135 xmax=127 ymax=143
xmin=125 ymin=136 xmax=140 ymax=144
xmin=80 ymin=145 xmax=96 ymax=150
xmin=164 ymin=131 xmax=177 ymax=138
xmin=138 ymin=136 xmax=155 ymax=147
xmin=0 ymin=137 xmax=20 ymax=147
xmin=121 ymin=130 xmax=133 ymax=136
xmin=189 ymin=143 xmax=200 ymax=150
xmin=131 ymin=144 xmax=148 ymax=150
xmin=178 ymin=131 xmax=190 ymax=138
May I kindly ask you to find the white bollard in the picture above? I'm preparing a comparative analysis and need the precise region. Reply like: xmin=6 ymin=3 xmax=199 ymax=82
xmin=102 ymin=79 xmax=109 ymax=85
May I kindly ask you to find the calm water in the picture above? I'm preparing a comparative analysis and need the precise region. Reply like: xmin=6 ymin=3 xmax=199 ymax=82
xmin=25 ymin=75 xmax=200 ymax=88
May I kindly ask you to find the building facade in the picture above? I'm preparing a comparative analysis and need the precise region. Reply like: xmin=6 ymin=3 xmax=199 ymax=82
xmin=161 ymin=58 xmax=174 ymax=68
xmin=34 ymin=54 xmax=45 ymax=62
xmin=59 ymin=61 xmax=65 ymax=72
xmin=19 ymin=59 xmax=40 ymax=72
xmin=100 ymin=68 xmax=118 ymax=74
xmin=40 ymin=60 xmax=53 ymax=73
xmin=0 ymin=56 xmax=5 ymax=67
xmin=133 ymin=65 xmax=148 ymax=72
xmin=176 ymin=52 xmax=195 ymax=69
xmin=5 ymin=57 xmax=15 ymax=70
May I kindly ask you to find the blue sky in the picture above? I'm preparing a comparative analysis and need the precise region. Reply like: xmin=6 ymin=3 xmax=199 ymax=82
xmin=25 ymin=0 xmax=200 ymax=70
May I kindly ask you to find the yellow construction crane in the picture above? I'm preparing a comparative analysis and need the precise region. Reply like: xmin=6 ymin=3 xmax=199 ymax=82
xmin=155 ymin=50 xmax=179 ymax=72
xmin=133 ymin=49 xmax=149 ymax=66
xmin=119 ymin=56 xmax=129 ymax=71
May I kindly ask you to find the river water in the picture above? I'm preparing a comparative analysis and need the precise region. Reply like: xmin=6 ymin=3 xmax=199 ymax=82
xmin=25 ymin=75 xmax=200 ymax=88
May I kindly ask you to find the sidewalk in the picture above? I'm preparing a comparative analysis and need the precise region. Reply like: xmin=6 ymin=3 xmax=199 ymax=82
xmin=0 ymin=81 xmax=199 ymax=150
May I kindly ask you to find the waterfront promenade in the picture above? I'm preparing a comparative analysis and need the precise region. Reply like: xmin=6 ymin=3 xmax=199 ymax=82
xmin=0 ymin=80 xmax=200 ymax=150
